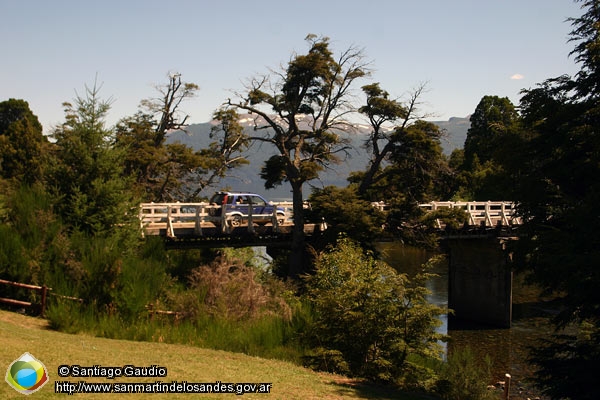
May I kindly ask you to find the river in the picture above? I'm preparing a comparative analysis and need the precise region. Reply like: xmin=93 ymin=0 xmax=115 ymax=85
xmin=377 ymin=242 xmax=555 ymax=399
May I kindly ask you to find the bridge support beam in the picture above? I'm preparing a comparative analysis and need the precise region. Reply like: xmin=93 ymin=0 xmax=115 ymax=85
xmin=446 ymin=237 xmax=513 ymax=328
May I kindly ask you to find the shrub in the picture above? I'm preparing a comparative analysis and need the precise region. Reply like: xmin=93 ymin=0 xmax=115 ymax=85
xmin=114 ymin=255 xmax=169 ymax=319
xmin=303 ymin=237 xmax=445 ymax=383
xmin=434 ymin=346 xmax=495 ymax=400
xmin=168 ymin=255 xmax=292 ymax=322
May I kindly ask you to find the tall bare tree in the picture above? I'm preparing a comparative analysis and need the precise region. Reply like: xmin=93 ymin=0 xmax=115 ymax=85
xmin=117 ymin=73 xmax=201 ymax=201
xmin=118 ymin=74 xmax=251 ymax=201
xmin=140 ymin=72 xmax=199 ymax=146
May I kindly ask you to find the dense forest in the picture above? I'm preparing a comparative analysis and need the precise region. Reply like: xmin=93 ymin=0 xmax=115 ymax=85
xmin=1 ymin=1 xmax=599 ymax=398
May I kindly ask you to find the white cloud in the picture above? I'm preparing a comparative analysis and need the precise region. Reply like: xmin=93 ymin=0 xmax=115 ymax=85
xmin=510 ymin=74 xmax=525 ymax=80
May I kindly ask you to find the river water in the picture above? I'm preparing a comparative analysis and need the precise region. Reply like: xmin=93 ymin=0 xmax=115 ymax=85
xmin=377 ymin=242 xmax=554 ymax=398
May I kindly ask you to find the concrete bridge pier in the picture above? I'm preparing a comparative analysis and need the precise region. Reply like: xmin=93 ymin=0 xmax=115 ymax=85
xmin=446 ymin=237 xmax=514 ymax=328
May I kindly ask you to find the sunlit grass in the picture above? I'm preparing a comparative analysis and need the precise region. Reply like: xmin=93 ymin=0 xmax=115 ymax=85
xmin=0 ymin=310 xmax=431 ymax=399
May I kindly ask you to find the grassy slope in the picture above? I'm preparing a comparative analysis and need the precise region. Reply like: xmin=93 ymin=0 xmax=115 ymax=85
xmin=0 ymin=310 xmax=430 ymax=400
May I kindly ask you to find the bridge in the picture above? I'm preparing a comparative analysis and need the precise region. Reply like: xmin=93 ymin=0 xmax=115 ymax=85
xmin=139 ymin=200 xmax=523 ymax=328
xmin=139 ymin=201 xmax=325 ymax=248
xmin=140 ymin=200 xmax=521 ymax=239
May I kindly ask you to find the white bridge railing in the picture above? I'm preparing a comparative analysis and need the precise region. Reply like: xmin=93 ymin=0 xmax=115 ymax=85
xmin=418 ymin=201 xmax=521 ymax=228
xmin=370 ymin=200 xmax=522 ymax=228
xmin=139 ymin=202 xmax=295 ymax=237
xmin=141 ymin=200 xmax=520 ymax=238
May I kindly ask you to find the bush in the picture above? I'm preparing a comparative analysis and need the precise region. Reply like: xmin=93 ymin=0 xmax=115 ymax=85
xmin=0 ymin=185 xmax=67 ymax=285
xmin=45 ymin=300 xmax=91 ymax=334
xmin=114 ymin=255 xmax=169 ymax=319
xmin=168 ymin=254 xmax=292 ymax=321
xmin=434 ymin=346 xmax=495 ymax=400
xmin=303 ymin=237 xmax=445 ymax=383
xmin=302 ymin=347 xmax=351 ymax=375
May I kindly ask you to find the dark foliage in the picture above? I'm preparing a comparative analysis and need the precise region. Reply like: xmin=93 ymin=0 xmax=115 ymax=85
xmin=511 ymin=1 xmax=600 ymax=397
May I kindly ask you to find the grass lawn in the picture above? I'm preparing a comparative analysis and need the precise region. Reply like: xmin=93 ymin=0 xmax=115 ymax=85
xmin=0 ymin=310 xmax=433 ymax=399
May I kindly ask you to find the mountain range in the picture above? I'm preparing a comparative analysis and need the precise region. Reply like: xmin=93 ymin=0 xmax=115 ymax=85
xmin=166 ymin=116 xmax=470 ymax=200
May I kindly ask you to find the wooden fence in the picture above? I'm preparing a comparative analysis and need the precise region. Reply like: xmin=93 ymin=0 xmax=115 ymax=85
xmin=0 ymin=279 xmax=83 ymax=317
xmin=1 ymin=279 xmax=178 ymax=320
xmin=145 ymin=304 xmax=183 ymax=321
xmin=0 ymin=279 xmax=51 ymax=317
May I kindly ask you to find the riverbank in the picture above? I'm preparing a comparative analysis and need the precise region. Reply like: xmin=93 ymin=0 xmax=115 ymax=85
xmin=376 ymin=242 xmax=558 ymax=400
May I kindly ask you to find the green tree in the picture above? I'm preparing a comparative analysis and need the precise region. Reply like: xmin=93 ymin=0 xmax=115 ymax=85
xmin=116 ymin=73 xmax=207 ymax=201
xmin=227 ymin=35 xmax=369 ymax=278
xmin=116 ymin=112 xmax=163 ymax=199
xmin=307 ymin=186 xmax=385 ymax=249
xmin=385 ymin=121 xmax=452 ymax=235
xmin=463 ymin=95 xmax=519 ymax=167
xmin=49 ymin=81 xmax=136 ymax=235
xmin=117 ymin=75 xmax=248 ymax=201
xmin=514 ymin=1 xmax=600 ymax=397
xmin=351 ymin=82 xmax=455 ymax=242
xmin=303 ymin=237 xmax=444 ymax=383
xmin=569 ymin=0 xmax=600 ymax=100
xmin=117 ymin=112 xmax=209 ymax=201
xmin=458 ymin=95 xmax=523 ymax=200
xmin=0 ymin=99 xmax=49 ymax=184
xmin=352 ymin=120 xmax=452 ymax=242
xmin=356 ymin=83 xmax=409 ymax=196
xmin=188 ymin=108 xmax=250 ymax=197
xmin=387 ymin=120 xmax=450 ymax=204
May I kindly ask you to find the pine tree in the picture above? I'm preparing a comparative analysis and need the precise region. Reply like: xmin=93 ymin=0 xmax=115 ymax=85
xmin=49 ymin=81 xmax=136 ymax=235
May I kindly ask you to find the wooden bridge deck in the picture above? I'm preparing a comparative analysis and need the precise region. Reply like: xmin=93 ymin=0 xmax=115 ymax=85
xmin=139 ymin=201 xmax=521 ymax=247
xmin=139 ymin=201 xmax=323 ymax=248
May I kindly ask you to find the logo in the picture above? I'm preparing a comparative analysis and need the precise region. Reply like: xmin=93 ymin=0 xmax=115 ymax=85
xmin=5 ymin=352 xmax=49 ymax=395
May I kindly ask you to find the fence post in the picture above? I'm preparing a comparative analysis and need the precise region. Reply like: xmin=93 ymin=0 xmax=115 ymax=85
xmin=40 ymin=285 xmax=48 ymax=317
xmin=247 ymin=200 xmax=255 ymax=234
xmin=503 ymin=373 xmax=511 ymax=400
xmin=147 ymin=304 xmax=154 ymax=321
xmin=139 ymin=205 xmax=145 ymax=238
xmin=194 ymin=206 xmax=203 ymax=236
xmin=485 ymin=201 xmax=493 ymax=227
xmin=166 ymin=206 xmax=175 ymax=238
xmin=272 ymin=204 xmax=279 ymax=233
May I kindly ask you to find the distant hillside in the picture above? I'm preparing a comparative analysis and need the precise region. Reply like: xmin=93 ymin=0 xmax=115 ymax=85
xmin=166 ymin=116 xmax=470 ymax=199
xmin=434 ymin=116 xmax=470 ymax=154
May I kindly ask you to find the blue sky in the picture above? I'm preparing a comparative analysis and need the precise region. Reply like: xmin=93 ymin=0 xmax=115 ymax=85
xmin=1 ymin=0 xmax=583 ymax=134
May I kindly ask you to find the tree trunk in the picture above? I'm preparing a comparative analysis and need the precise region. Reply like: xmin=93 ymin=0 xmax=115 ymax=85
xmin=288 ymin=180 xmax=306 ymax=279
xmin=358 ymin=141 xmax=395 ymax=196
